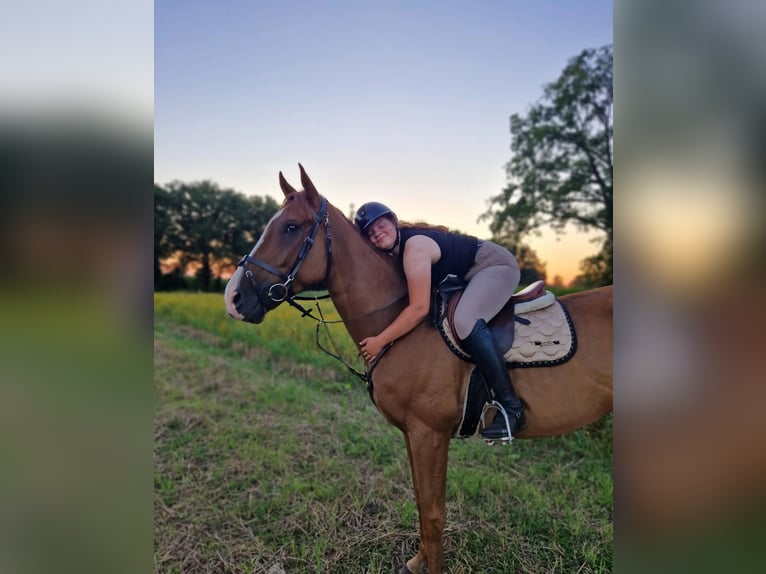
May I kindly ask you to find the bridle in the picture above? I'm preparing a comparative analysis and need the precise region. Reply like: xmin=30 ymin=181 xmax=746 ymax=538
xmin=234 ymin=194 xmax=402 ymax=388
xmin=236 ymin=196 xmax=332 ymax=313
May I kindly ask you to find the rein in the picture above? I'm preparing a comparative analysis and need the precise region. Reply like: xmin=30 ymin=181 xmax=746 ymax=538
xmin=236 ymin=195 xmax=403 ymax=385
xmin=309 ymin=295 xmax=400 ymax=385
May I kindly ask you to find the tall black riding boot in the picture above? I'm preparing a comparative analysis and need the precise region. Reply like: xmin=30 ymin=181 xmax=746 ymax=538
xmin=461 ymin=319 xmax=525 ymax=439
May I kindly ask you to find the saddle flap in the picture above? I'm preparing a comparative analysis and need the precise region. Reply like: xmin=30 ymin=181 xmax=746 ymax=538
xmin=446 ymin=292 xmax=515 ymax=353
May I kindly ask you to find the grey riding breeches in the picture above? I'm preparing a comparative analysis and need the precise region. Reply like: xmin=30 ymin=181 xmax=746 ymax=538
xmin=453 ymin=241 xmax=520 ymax=341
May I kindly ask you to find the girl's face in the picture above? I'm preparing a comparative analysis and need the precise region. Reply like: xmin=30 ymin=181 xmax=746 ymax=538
xmin=366 ymin=216 xmax=397 ymax=251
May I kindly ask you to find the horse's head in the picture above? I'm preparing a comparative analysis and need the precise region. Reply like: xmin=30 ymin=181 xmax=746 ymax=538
xmin=225 ymin=164 xmax=331 ymax=323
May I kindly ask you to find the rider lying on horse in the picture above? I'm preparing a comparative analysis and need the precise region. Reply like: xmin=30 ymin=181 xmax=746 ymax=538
xmin=355 ymin=202 xmax=526 ymax=439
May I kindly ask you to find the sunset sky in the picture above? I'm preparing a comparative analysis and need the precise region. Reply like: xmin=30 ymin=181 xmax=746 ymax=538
xmin=155 ymin=0 xmax=612 ymax=284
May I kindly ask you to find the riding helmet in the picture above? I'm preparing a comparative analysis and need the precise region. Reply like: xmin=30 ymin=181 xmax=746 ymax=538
xmin=354 ymin=202 xmax=397 ymax=233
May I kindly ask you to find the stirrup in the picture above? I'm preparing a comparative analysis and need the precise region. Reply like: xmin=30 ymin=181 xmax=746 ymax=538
xmin=480 ymin=401 xmax=514 ymax=446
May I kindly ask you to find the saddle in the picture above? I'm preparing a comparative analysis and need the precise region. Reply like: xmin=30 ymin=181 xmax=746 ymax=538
xmin=432 ymin=278 xmax=555 ymax=355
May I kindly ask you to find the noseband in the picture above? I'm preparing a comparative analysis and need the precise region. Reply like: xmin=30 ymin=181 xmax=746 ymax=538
xmin=237 ymin=196 xmax=332 ymax=308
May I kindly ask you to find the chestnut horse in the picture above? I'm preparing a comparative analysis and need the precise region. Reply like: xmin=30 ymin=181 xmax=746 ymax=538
xmin=224 ymin=165 xmax=613 ymax=573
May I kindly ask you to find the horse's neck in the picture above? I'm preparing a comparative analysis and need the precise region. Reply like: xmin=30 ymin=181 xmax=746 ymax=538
xmin=325 ymin=211 xmax=407 ymax=342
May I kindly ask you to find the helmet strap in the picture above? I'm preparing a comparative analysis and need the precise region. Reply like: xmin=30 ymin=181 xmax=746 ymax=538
xmin=385 ymin=227 xmax=400 ymax=256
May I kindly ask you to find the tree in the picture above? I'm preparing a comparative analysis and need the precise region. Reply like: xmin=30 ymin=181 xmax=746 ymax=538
xmin=491 ymin=238 xmax=547 ymax=286
xmin=154 ymin=184 xmax=183 ymax=290
xmin=482 ymin=44 xmax=613 ymax=286
xmin=154 ymin=181 xmax=279 ymax=291
xmin=515 ymin=243 xmax=547 ymax=286
xmin=570 ymin=237 xmax=612 ymax=288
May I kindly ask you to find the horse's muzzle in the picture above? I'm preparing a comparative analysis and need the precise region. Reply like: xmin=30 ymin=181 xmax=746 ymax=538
xmin=229 ymin=291 xmax=266 ymax=324
xmin=225 ymin=274 xmax=265 ymax=323
xmin=243 ymin=303 xmax=266 ymax=324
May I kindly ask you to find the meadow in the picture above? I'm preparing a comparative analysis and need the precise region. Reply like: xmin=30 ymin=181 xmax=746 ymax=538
xmin=154 ymin=292 xmax=612 ymax=573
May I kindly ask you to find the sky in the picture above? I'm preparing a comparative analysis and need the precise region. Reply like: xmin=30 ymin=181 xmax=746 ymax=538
xmin=155 ymin=0 xmax=613 ymax=284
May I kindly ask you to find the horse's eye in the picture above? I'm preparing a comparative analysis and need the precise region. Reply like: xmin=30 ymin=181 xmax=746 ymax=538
xmin=284 ymin=223 xmax=299 ymax=234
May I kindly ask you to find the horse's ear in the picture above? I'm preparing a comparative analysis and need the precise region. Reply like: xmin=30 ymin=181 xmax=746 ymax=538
xmin=298 ymin=163 xmax=321 ymax=209
xmin=279 ymin=171 xmax=298 ymax=197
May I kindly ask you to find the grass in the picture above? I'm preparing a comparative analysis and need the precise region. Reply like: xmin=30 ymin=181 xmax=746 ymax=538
xmin=154 ymin=293 xmax=612 ymax=573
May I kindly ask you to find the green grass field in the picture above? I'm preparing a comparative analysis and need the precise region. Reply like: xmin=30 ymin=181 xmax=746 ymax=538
xmin=154 ymin=292 xmax=613 ymax=573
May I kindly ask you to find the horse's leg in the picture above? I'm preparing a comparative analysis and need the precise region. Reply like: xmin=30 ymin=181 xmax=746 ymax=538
xmin=399 ymin=434 xmax=426 ymax=574
xmin=402 ymin=425 xmax=451 ymax=574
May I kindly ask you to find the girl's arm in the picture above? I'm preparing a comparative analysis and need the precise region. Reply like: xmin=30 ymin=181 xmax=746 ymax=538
xmin=359 ymin=235 xmax=440 ymax=360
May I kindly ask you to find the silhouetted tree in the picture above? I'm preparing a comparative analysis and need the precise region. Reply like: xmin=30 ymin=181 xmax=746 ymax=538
xmin=154 ymin=181 xmax=279 ymax=291
xmin=482 ymin=44 xmax=613 ymax=286
xmin=570 ymin=237 xmax=612 ymax=288
xmin=154 ymin=184 xmax=183 ymax=290
xmin=551 ymin=275 xmax=566 ymax=289
xmin=491 ymin=238 xmax=547 ymax=287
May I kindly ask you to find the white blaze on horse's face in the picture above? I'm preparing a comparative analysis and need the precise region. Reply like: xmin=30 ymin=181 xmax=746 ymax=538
xmin=224 ymin=208 xmax=285 ymax=320
xmin=224 ymin=272 xmax=245 ymax=320
xmin=252 ymin=207 xmax=285 ymax=253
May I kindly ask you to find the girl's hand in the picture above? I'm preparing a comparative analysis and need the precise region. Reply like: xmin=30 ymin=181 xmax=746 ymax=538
xmin=359 ymin=335 xmax=385 ymax=362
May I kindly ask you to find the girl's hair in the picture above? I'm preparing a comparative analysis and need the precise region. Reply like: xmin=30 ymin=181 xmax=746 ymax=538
xmin=399 ymin=220 xmax=451 ymax=233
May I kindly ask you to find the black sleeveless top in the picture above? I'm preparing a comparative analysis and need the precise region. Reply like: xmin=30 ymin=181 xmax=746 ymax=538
xmin=398 ymin=227 xmax=479 ymax=286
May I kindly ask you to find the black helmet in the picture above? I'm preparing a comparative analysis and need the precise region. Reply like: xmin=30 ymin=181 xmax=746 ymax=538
xmin=354 ymin=202 xmax=397 ymax=233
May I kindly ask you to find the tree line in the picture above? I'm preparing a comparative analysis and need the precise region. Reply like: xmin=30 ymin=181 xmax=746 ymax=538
xmin=153 ymin=180 xmax=552 ymax=291
xmin=155 ymin=44 xmax=612 ymax=291
xmin=154 ymin=180 xmax=279 ymax=291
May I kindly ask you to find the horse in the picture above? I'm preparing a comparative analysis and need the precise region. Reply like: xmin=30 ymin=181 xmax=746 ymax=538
xmin=224 ymin=165 xmax=613 ymax=574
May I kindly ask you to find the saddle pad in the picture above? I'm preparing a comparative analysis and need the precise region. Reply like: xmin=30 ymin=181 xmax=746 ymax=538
xmin=439 ymin=299 xmax=577 ymax=368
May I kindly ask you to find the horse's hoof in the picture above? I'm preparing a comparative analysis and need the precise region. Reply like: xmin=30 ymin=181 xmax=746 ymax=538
xmin=397 ymin=566 xmax=414 ymax=574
